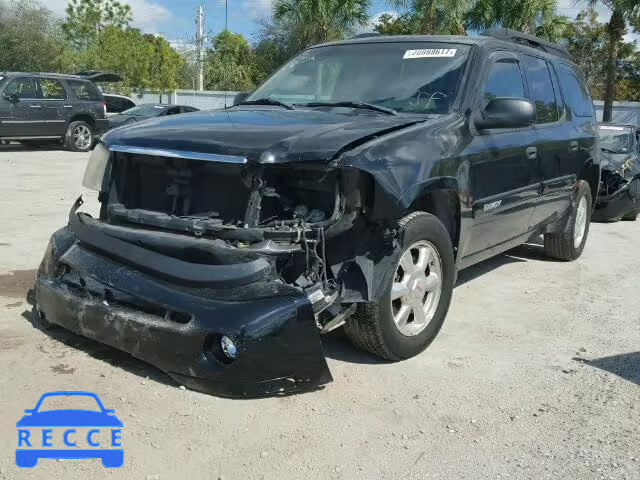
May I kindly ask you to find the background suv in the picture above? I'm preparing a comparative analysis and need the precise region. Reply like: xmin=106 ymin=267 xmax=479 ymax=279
xmin=0 ymin=72 xmax=109 ymax=151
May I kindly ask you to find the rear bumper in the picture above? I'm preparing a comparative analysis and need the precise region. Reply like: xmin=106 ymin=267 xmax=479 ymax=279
xmin=35 ymin=205 xmax=332 ymax=398
xmin=593 ymin=177 xmax=640 ymax=221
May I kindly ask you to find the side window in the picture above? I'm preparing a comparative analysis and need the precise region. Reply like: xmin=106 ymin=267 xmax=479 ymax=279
xmin=522 ymin=55 xmax=559 ymax=124
xmin=483 ymin=59 xmax=526 ymax=102
xmin=39 ymin=78 xmax=67 ymax=100
xmin=166 ymin=107 xmax=181 ymax=115
xmin=67 ymin=79 xmax=102 ymax=101
xmin=556 ymin=63 xmax=595 ymax=118
xmin=4 ymin=78 xmax=39 ymax=99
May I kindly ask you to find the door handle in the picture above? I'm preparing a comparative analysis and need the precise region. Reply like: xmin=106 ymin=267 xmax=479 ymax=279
xmin=63 ymin=105 xmax=74 ymax=108
xmin=569 ymin=141 xmax=579 ymax=152
xmin=526 ymin=146 xmax=538 ymax=160
xmin=29 ymin=104 xmax=42 ymax=109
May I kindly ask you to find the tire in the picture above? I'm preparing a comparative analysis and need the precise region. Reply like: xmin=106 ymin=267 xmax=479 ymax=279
xmin=344 ymin=211 xmax=455 ymax=361
xmin=543 ymin=180 xmax=592 ymax=261
xmin=622 ymin=209 xmax=639 ymax=221
xmin=64 ymin=121 xmax=94 ymax=152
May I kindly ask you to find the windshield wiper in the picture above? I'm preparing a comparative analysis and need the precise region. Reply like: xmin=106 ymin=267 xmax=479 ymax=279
xmin=601 ymin=147 xmax=621 ymax=154
xmin=239 ymin=98 xmax=295 ymax=110
xmin=302 ymin=101 xmax=398 ymax=116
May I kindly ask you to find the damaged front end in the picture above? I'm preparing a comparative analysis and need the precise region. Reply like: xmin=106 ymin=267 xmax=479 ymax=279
xmin=35 ymin=142 xmax=385 ymax=398
xmin=592 ymin=154 xmax=640 ymax=222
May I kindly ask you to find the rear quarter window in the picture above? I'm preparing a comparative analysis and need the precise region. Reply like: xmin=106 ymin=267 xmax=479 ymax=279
xmin=556 ymin=63 xmax=594 ymax=118
xmin=67 ymin=79 xmax=103 ymax=101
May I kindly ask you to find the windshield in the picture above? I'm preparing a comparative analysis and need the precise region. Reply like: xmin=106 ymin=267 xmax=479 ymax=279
xmin=121 ymin=104 xmax=165 ymax=117
xmin=249 ymin=42 xmax=471 ymax=114
xmin=599 ymin=126 xmax=633 ymax=154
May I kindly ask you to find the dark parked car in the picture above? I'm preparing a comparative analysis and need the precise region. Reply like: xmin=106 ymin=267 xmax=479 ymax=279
xmin=0 ymin=72 xmax=109 ymax=151
xmin=592 ymin=123 xmax=640 ymax=221
xmin=35 ymin=30 xmax=600 ymax=398
xmin=102 ymin=93 xmax=136 ymax=116
xmin=108 ymin=104 xmax=199 ymax=129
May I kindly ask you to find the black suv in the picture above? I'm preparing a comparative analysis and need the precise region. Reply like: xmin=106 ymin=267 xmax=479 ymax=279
xmin=35 ymin=30 xmax=600 ymax=397
xmin=0 ymin=72 xmax=109 ymax=151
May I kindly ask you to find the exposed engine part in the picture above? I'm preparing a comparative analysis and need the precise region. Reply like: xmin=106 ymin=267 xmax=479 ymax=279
xmin=307 ymin=209 xmax=326 ymax=223
xmin=293 ymin=204 xmax=309 ymax=219
xmin=320 ymin=303 xmax=357 ymax=333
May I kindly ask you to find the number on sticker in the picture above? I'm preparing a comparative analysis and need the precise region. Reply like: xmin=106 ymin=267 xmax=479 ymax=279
xmin=403 ymin=49 xmax=457 ymax=59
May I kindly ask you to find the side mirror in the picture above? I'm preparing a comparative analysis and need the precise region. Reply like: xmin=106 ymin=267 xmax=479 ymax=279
xmin=232 ymin=92 xmax=251 ymax=106
xmin=3 ymin=92 xmax=19 ymax=103
xmin=475 ymin=98 xmax=535 ymax=130
xmin=23 ymin=409 xmax=34 ymax=414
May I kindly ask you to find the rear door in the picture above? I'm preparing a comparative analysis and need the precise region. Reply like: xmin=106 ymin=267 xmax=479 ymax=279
xmin=464 ymin=51 xmax=539 ymax=255
xmin=37 ymin=77 xmax=69 ymax=136
xmin=523 ymin=55 xmax=578 ymax=228
xmin=0 ymin=77 xmax=43 ymax=136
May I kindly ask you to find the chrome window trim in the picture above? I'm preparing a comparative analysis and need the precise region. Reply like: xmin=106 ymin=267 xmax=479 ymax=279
xmin=108 ymin=144 xmax=248 ymax=164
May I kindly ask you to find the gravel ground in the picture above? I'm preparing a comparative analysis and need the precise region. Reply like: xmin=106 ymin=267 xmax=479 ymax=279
xmin=0 ymin=145 xmax=638 ymax=480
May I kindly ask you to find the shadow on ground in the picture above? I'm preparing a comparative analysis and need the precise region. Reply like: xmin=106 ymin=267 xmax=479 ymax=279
xmin=575 ymin=352 xmax=640 ymax=385
xmin=22 ymin=299 xmax=175 ymax=388
xmin=0 ymin=142 xmax=63 ymax=152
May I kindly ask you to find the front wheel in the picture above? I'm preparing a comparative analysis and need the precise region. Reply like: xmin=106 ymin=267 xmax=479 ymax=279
xmin=64 ymin=121 xmax=94 ymax=152
xmin=344 ymin=212 xmax=455 ymax=361
xmin=543 ymin=181 xmax=592 ymax=261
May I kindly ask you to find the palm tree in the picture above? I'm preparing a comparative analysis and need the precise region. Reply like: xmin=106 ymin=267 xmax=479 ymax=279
xmin=388 ymin=0 xmax=472 ymax=35
xmin=467 ymin=0 xmax=569 ymax=41
xmin=583 ymin=0 xmax=639 ymax=121
xmin=273 ymin=0 xmax=370 ymax=48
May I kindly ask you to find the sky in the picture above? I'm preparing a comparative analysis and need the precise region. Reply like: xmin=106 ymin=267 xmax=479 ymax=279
xmin=44 ymin=0 xmax=633 ymax=46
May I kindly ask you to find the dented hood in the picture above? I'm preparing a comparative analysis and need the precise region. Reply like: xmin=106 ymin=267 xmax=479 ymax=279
xmin=101 ymin=107 xmax=423 ymax=163
xmin=601 ymin=150 xmax=640 ymax=176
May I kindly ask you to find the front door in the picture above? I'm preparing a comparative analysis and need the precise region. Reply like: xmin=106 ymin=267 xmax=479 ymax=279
xmin=0 ymin=77 xmax=43 ymax=137
xmin=461 ymin=51 xmax=539 ymax=258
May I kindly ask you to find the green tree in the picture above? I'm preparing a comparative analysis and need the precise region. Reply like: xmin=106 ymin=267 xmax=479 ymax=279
xmin=63 ymin=0 xmax=132 ymax=49
xmin=387 ymin=0 xmax=472 ymax=35
xmin=0 ymin=0 xmax=71 ymax=72
xmin=560 ymin=9 xmax=639 ymax=101
xmin=273 ymin=0 xmax=370 ymax=48
xmin=205 ymin=30 xmax=259 ymax=91
xmin=467 ymin=0 xmax=569 ymax=41
xmin=581 ymin=0 xmax=640 ymax=120
xmin=374 ymin=13 xmax=416 ymax=35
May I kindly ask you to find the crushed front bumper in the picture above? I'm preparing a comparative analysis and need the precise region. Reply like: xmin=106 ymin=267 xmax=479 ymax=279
xmin=35 ymin=202 xmax=332 ymax=398
xmin=593 ymin=177 xmax=640 ymax=221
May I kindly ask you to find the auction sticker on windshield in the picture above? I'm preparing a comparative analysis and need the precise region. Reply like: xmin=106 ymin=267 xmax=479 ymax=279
xmin=403 ymin=48 xmax=457 ymax=59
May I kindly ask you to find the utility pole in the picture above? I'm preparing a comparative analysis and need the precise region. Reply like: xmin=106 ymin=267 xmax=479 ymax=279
xmin=195 ymin=4 xmax=205 ymax=91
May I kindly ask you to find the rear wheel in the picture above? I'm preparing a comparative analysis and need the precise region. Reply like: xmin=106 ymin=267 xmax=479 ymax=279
xmin=344 ymin=212 xmax=455 ymax=360
xmin=65 ymin=121 xmax=93 ymax=152
xmin=543 ymin=181 xmax=592 ymax=261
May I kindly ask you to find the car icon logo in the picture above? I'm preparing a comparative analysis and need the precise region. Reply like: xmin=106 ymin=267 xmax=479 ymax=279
xmin=16 ymin=391 xmax=123 ymax=468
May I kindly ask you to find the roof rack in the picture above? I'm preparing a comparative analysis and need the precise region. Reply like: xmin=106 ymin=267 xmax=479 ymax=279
xmin=350 ymin=32 xmax=381 ymax=39
xmin=481 ymin=28 xmax=572 ymax=61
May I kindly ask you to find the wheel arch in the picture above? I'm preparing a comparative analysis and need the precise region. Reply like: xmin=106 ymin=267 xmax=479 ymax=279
xmin=69 ymin=114 xmax=95 ymax=128
xmin=578 ymin=159 xmax=601 ymax=210
xmin=405 ymin=180 xmax=462 ymax=259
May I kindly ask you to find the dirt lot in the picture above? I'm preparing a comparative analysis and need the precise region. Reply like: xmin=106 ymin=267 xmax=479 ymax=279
xmin=0 ymin=145 xmax=638 ymax=480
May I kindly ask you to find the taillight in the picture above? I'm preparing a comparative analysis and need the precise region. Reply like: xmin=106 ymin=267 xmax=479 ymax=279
xmin=101 ymin=101 xmax=107 ymax=118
